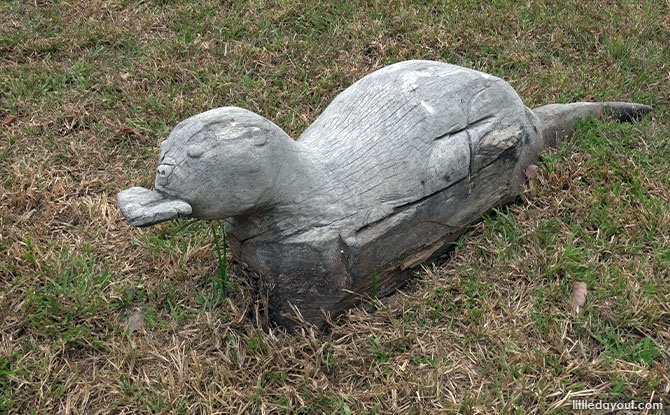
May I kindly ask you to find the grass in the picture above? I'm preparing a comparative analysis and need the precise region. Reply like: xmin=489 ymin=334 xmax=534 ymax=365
xmin=0 ymin=0 xmax=668 ymax=413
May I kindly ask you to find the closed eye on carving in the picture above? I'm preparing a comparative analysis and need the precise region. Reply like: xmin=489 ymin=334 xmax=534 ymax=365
xmin=187 ymin=145 xmax=204 ymax=158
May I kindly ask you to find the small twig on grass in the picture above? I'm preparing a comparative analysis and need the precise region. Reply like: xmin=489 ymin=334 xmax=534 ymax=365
xmin=210 ymin=220 xmax=228 ymax=294
xmin=371 ymin=268 xmax=377 ymax=312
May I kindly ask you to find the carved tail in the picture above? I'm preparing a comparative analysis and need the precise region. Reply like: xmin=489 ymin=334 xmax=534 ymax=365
xmin=532 ymin=102 xmax=652 ymax=148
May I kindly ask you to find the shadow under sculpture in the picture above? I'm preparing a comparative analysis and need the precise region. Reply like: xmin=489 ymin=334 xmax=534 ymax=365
xmin=117 ymin=60 xmax=651 ymax=329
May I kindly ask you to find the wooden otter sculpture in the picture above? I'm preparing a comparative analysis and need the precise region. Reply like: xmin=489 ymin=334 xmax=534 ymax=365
xmin=118 ymin=60 xmax=651 ymax=329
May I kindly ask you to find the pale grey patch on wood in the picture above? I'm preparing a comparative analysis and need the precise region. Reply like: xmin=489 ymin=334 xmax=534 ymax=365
xmin=117 ymin=60 xmax=652 ymax=330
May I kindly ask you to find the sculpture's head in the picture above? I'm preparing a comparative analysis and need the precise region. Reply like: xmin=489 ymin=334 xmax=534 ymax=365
xmin=118 ymin=107 xmax=289 ymax=227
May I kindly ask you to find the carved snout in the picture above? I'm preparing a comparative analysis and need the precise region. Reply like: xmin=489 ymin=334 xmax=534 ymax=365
xmin=117 ymin=186 xmax=192 ymax=227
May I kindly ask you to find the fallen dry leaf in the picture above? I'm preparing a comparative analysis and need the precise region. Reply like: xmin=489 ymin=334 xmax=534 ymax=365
xmin=2 ymin=114 xmax=25 ymax=125
xmin=0 ymin=46 xmax=13 ymax=52
xmin=525 ymin=164 xmax=540 ymax=180
xmin=113 ymin=128 xmax=146 ymax=140
xmin=571 ymin=281 xmax=587 ymax=313
xmin=125 ymin=309 xmax=146 ymax=333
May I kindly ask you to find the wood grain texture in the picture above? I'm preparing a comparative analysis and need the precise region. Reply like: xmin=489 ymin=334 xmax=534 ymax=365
xmin=117 ymin=60 xmax=652 ymax=329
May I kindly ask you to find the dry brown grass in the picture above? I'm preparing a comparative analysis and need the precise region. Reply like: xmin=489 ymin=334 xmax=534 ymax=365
xmin=1 ymin=0 xmax=668 ymax=413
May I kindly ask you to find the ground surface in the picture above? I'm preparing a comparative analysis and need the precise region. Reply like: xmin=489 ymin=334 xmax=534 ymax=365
xmin=0 ymin=0 xmax=668 ymax=414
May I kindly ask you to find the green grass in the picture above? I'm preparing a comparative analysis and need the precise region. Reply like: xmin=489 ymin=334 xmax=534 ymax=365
xmin=0 ymin=0 xmax=668 ymax=413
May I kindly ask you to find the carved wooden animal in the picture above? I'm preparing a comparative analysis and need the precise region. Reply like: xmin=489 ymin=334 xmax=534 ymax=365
xmin=117 ymin=60 xmax=651 ymax=329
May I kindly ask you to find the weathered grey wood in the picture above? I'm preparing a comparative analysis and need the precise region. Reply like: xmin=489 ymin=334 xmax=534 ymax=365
xmin=532 ymin=102 xmax=653 ymax=147
xmin=117 ymin=60 xmax=651 ymax=329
